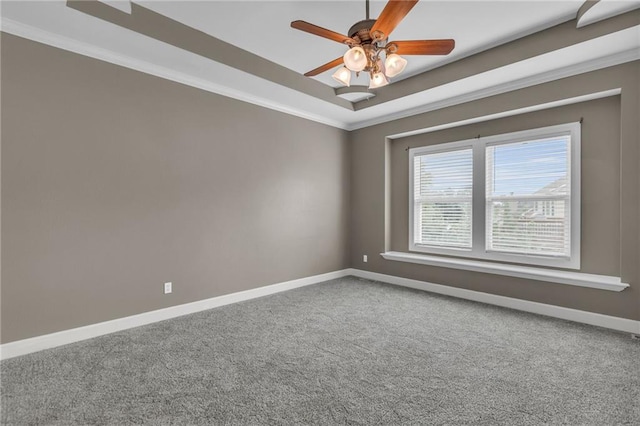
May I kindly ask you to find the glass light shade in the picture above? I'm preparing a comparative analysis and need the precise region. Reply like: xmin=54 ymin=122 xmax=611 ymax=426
xmin=368 ymin=71 xmax=389 ymax=89
xmin=384 ymin=54 xmax=408 ymax=78
xmin=343 ymin=46 xmax=367 ymax=72
xmin=331 ymin=66 xmax=351 ymax=86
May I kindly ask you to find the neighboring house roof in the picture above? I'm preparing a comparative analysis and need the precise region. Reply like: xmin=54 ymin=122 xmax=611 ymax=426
xmin=518 ymin=177 xmax=567 ymax=220
xmin=534 ymin=177 xmax=568 ymax=196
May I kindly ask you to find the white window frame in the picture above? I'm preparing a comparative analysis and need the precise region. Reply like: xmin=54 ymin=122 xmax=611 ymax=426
xmin=409 ymin=122 xmax=581 ymax=270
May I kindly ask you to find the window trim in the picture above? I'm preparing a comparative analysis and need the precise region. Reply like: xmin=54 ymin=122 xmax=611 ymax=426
xmin=380 ymin=251 xmax=626 ymax=292
xmin=408 ymin=122 xmax=581 ymax=270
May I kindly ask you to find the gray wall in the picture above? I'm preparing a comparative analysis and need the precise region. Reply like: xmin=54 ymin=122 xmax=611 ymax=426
xmin=1 ymin=33 xmax=639 ymax=344
xmin=1 ymin=34 xmax=350 ymax=343
xmin=350 ymin=62 xmax=640 ymax=321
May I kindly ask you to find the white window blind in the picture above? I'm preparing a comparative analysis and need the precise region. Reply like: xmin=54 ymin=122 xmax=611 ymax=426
xmin=413 ymin=148 xmax=473 ymax=249
xmin=486 ymin=136 xmax=571 ymax=257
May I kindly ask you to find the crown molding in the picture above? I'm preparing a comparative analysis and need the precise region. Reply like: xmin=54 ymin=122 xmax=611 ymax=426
xmin=0 ymin=18 xmax=350 ymax=130
xmin=2 ymin=17 xmax=638 ymax=132
xmin=66 ymin=0 xmax=353 ymax=111
xmin=386 ymin=89 xmax=621 ymax=140
xmin=578 ymin=0 xmax=640 ymax=28
xmin=345 ymin=47 xmax=639 ymax=131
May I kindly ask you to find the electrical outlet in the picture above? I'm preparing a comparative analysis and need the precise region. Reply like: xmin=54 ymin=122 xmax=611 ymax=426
xmin=164 ymin=282 xmax=172 ymax=294
xmin=363 ymin=255 xmax=368 ymax=262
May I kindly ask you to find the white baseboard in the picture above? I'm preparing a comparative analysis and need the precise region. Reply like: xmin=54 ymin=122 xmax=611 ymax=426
xmin=0 ymin=269 xmax=351 ymax=360
xmin=3 ymin=268 xmax=637 ymax=360
xmin=347 ymin=268 xmax=640 ymax=335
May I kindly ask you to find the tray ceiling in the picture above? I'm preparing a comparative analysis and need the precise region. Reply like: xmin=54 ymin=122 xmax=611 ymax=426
xmin=1 ymin=1 xmax=639 ymax=129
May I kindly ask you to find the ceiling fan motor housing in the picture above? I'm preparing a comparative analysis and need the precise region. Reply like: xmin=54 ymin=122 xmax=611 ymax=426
xmin=348 ymin=19 xmax=384 ymax=45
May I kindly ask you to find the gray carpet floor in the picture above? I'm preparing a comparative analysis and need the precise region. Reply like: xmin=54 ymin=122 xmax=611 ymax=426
xmin=2 ymin=276 xmax=639 ymax=425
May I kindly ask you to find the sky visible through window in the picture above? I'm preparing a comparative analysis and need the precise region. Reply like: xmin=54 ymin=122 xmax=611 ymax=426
xmin=423 ymin=138 xmax=568 ymax=196
xmin=490 ymin=138 xmax=568 ymax=196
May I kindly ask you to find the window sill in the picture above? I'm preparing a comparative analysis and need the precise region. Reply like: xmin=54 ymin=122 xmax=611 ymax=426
xmin=380 ymin=251 xmax=628 ymax=292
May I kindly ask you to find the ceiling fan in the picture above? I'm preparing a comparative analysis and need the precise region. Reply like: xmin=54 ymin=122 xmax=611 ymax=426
xmin=291 ymin=0 xmax=455 ymax=89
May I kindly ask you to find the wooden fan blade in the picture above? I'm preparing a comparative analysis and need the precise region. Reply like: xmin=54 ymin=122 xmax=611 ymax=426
xmin=391 ymin=39 xmax=455 ymax=55
xmin=291 ymin=20 xmax=355 ymax=45
xmin=370 ymin=0 xmax=419 ymax=40
xmin=304 ymin=57 xmax=344 ymax=77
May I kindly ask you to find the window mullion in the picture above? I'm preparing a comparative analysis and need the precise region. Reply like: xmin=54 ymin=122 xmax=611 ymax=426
xmin=472 ymin=141 xmax=486 ymax=256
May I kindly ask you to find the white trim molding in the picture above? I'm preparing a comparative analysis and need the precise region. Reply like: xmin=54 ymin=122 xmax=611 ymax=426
xmin=380 ymin=251 xmax=629 ymax=292
xmin=0 ymin=18 xmax=347 ymax=130
xmin=386 ymin=89 xmax=622 ymax=140
xmin=346 ymin=47 xmax=639 ymax=131
xmin=349 ymin=268 xmax=640 ymax=334
xmin=2 ymin=17 xmax=638 ymax=132
xmin=0 ymin=269 xmax=351 ymax=360
xmin=578 ymin=1 xmax=640 ymax=28
xmin=2 ymin=268 xmax=636 ymax=360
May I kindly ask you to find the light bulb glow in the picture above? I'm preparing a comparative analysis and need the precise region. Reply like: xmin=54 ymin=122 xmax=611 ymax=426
xmin=384 ymin=54 xmax=407 ymax=78
xmin=331 ymin=66 xmax=351 ymax=86
xmin=343 ymin=46 xmax=367 ymax=72
xmin=368 ymin=72 xmax=389 ymax=89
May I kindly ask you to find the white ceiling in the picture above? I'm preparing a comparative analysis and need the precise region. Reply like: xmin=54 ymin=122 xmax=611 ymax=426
xmin=1 ymin=1 xmax=639 ymax=129
xmin=135 ymin=0 xmax=581 ymax=87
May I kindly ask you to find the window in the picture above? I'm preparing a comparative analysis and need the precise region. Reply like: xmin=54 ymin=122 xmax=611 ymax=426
xmin=409 ymin=123 xmax=580 ymax=269
xmin=413 ymin=147 xmax=473 ymax=249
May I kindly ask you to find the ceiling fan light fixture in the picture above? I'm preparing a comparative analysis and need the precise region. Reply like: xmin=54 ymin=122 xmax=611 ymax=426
xmin=343 ymin=46 xmax=367 ymax=72
xmin=292 ymin=0 xmax=455 ymax=88
xmin=384 ymin=53 xmax=408 ymax=78
xmin=369 ymin=71 xmax=389 ymax=89
xmin=332 ymin=66 xmax=351 ymax=86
